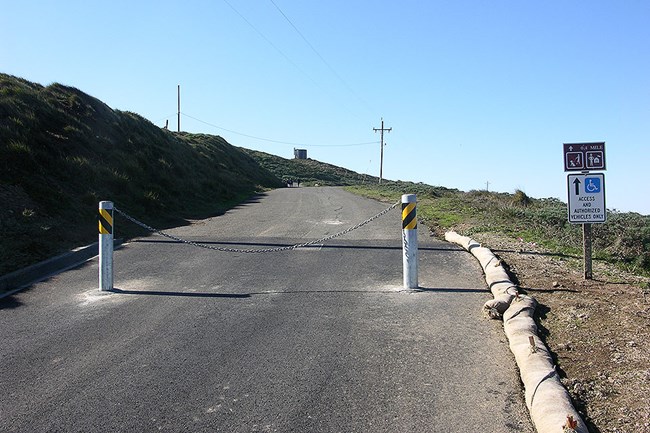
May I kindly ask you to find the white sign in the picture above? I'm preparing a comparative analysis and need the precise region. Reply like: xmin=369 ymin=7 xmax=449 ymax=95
xmin=567 ymin=173 xmax=606 ymax=224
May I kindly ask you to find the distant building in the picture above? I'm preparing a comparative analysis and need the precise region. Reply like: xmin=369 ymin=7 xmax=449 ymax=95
xmin=294 ymin=148 xmax=307 ymax=159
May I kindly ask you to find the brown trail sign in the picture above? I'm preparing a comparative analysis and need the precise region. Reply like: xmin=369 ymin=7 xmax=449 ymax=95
xmin=563 ymin=142 xmax=606 ymax=172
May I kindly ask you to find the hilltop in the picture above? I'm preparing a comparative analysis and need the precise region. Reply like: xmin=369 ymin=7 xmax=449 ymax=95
xmin=239 ymin=148 xmax=379 ymax=186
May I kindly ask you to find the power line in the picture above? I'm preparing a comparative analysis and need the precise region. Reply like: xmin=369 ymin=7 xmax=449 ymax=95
xmin=268 ymin=0 xmax=374 ymax=113
xmin=222 ymin=0 xmax=372 ymax=123
xmin=153 ymin=113 xmax=177 ymax=124
xmin=181 ymin=112 xmax=379 ymax=147
xmin=221 ymin=0 xmax=318 ymax=87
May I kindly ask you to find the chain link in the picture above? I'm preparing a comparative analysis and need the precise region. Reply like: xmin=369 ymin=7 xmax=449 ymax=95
xmin=114 ymin=201 xmax=400 ymax=254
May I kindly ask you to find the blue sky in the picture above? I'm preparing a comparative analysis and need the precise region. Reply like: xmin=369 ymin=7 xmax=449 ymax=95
xmin=2 ymin=0 xmax=649 ymax=214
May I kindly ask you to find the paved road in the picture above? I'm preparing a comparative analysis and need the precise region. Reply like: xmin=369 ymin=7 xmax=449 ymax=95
xmin=1 ymin=187 xmax=534 ymax=432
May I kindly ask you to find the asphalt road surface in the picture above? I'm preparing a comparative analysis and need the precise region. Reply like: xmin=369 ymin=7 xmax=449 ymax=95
xmin=1 ymin=187 xmax=534 ymax=432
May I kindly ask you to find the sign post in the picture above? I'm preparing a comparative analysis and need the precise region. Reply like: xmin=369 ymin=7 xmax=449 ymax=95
xmin=564 ymin=142 xmax=607 ymax=280
xmin=583 ymin=223 xmax=593 ymax=280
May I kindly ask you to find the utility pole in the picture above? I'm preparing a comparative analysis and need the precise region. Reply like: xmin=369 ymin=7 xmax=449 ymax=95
xmin=177 ymin=85 xmax=181 ymax=133
xmin=373 ymin=118 xmax=392 ymax=184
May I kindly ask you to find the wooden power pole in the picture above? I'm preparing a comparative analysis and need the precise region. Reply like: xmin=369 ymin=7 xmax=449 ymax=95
xmin=177 ymin=85 xmax=181 ymax=133
xmin=373 ymin=118 xmax=392 ymax=184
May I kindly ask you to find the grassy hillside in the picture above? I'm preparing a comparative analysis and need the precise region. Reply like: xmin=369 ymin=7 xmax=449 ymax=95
xmin=0 ymin=74 xmax=385 ymax=278
xmin=0 ymin=73 xmax=283 ymax=275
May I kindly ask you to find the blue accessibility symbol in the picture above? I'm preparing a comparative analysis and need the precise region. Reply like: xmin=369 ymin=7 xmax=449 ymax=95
xmin=585 ymin=177 xmax=601 ymax=194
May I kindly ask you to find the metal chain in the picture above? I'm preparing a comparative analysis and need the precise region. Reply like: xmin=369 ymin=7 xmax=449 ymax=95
xmin=114 ymin=201 xmax=400 ymax=254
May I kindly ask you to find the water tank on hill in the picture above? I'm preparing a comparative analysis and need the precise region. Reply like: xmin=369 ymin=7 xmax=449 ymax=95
xmin=294 ymin=148 xmax=307 ymax=159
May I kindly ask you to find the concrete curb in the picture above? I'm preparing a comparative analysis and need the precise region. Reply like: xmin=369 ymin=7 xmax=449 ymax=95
xmin=0 ymin=239 xmax=123 ymax=299
xmin=445 ymin=231 xmax=587 ymax=433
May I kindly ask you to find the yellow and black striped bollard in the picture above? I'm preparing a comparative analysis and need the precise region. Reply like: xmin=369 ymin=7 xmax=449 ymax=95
xmin=98 ymin=201 xmax=114 ymax=291
xmin=402 ymin=194 xmax=418 ymax=289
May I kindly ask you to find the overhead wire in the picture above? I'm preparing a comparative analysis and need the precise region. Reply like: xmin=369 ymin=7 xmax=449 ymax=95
xmin=213 ymin=0 xmax=379 ymax=147
xmin=153 ymin=113 xmax=177 ymax=125
xmin=182 ymin=112 xmax=379 ymax=147
xmin=268 ymin=0 xmax=376 ymax=114
xmin=220 ymin=0 xmax=374 ymax=123
xmin=221 ymin=0 xmax=319 ymax=87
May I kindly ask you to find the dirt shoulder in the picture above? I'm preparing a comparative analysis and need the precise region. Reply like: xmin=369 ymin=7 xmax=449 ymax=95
xmin=468 ymin=232 xmax=650 ymax=433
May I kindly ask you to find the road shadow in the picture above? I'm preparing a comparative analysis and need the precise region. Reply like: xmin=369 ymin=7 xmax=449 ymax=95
xmin=0 ymin=295 xmax=24 ymax=310
xmin=0 ymin=283 xmax=38 ymax=309
xmin=243 ymin=287 xmax=489 ymax=295
xmin=133 ymin=239 xmax=461 ymax=252
xmin=108 ymin=287 xmax=488 ymax=298
xmin=109 ymin=288 xmax=250 ymax=299
xmin=218 ymin=194 xmax=267 ymax=214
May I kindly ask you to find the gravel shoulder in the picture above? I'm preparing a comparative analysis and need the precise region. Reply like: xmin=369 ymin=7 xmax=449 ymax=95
xmin=466 ymin=232 xmax=650 ymax=433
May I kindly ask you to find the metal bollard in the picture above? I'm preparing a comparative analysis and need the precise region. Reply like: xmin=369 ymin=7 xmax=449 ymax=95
xmin=402 ymin=194 xmax=418 ymax=289
xmin=98 ymin=201 xmax=114 ymax=291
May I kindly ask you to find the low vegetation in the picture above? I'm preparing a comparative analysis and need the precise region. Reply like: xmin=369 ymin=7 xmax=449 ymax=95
xmin=345 ymin=183 xmax=650 ymax=277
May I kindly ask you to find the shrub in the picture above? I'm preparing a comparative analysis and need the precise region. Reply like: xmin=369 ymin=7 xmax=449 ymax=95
xmin=512 ymin=189 xmax=532 ymax=207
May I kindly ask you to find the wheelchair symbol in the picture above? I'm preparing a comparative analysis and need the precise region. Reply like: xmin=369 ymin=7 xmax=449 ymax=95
xmin=585 ymin=177 xmax=601 ymax=194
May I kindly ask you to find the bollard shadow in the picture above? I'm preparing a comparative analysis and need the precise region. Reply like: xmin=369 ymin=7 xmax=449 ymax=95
xmin=109 ymin=288 xmax=250 ymax=299
xmin=414 ymin=287 xmax=488 ymax=293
